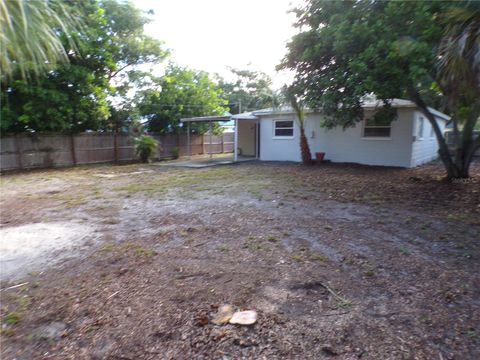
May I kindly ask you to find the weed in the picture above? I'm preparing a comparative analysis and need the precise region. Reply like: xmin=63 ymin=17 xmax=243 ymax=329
xmin=135 ymin=247 xmax=157 ymax=257
xmin=246 ymin=242 xmax=264 ymax=252
xmin=419 ymin=315 xmax=432 ymax=324
xmin=282 ymin=231 xmax=290 ymax=237
xmin=267 ymin=235 xmax=278 ymax=243
xmin=324 ymin=225 xmax=333 ymax=231
xmin=336 ymin=299 xmax=353 ymax=310
xmin=291 ymin=254 xmax=304 ymax=262
xmin=466 ymin=330 xmax=479 ymax=340
xmin=420 ymin=223 xmax=431 ymax=231
xmin=18 ymin=296 xmax=31 ymax=311
xmin=101 ymin=243 xmax=115 ymax=252
xmin=0 ymin=327 xmax=14 ymax=337
xmin=364 ymin=269 xmax=376 ymax=277
xmin=309 ymin=253 xmax=328 ymax=262
xmin=217 ymin=244 xmax=230 ymax=252
xmin=4 ymin=311 xmax=21 ymax=325
xmin=400 ymin=247 xmax=411 ymax=255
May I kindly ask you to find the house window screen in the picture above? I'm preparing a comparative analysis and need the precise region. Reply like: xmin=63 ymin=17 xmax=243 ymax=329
xmin=363 ymin=117 xmax=391 ymax=137
xmin=274 ymin=120 xmax=294 ymax=137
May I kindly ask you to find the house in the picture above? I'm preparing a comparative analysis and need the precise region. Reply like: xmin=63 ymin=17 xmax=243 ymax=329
xmin=231 ymin=99 xmax=450 ymax=168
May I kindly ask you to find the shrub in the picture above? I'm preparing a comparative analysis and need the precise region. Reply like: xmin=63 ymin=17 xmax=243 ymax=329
xmin=135 ymin=135 xmax=158 ymax=163
xmin=171 ymin=146 xmax=179 ymax=159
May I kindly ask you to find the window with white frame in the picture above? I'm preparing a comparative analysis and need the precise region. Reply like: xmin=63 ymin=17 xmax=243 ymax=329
xmin=363 ymin=117 xmax=391 ymax=138
xmin=417 ymin=116 xmax=424 ymax=139
xmin=273 ymin=120 xmax=294 ymax=138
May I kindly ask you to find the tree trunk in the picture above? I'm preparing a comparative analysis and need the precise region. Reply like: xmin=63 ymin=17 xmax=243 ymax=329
xmin=300 ymin=125 xmax=313 ymax=165
xmin=409 ymin=88 xmax=477 ymax=180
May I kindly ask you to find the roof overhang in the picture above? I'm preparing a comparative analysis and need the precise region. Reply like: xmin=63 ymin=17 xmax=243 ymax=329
xmin=231 ymin=113 xmax=258 ymax=120
xmin=180 ymin=115 xmax=232 ymax=123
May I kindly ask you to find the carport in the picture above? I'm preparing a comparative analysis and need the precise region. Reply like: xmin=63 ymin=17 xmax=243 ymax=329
xmin=179 ymin=112 xmax=259 ymax=167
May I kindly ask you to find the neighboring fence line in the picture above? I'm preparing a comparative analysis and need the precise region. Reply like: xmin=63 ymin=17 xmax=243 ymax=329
xmin=0 ymin=132 xmax=234 ymax=171
xmin=444 ymin=130 xmax=480 ymax=157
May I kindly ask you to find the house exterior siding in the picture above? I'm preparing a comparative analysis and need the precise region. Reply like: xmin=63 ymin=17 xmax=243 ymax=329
xmin=259 ymin=114 xmax=303 ymax=162
xmin=410 ymin=110 xmax=445 ymax=166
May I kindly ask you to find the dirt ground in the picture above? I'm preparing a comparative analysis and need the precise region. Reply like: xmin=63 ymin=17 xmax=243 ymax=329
xmin=1 ymin=160 xmax=479 ymax=359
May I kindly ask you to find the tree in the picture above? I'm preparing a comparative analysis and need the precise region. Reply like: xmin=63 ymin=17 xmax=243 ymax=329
xmin=437 ymin=4 xmax=480 ymax=177
xmin=0 ymin=0 xmax=81 ymax=81
xmin=217 ymin=68 xmax=278 ymax=114
xmin=1 ymin=0 xmax=113 ymax=133
xmin=1 ymin=0 xmax=167 ymax=134
xmin=101 ymin=0 xmax=168 ymax=99
xmin=282 ymin=85 xmax=312 ymax=164
xmin=279 ymin=0 xmax=479 ymax=179
xmin=137 ymin=64 xmax=228 ymax=134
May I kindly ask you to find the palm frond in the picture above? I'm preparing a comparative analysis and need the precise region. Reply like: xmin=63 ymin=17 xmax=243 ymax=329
xmin=0 ymin=0 xmax=82 ymax=82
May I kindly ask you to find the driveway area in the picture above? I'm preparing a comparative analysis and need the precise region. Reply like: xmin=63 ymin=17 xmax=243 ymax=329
xmin=1 ymin=161 xmax=479 ymax=359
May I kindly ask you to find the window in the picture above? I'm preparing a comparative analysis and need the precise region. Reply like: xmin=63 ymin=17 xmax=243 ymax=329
xmin=363 ymin=117 xmax=391 ymax=138
xmin=430 ymin=122 xmax=435 ymax=138
xmin=273 ymin=120 xmax=294 ymax=138
xmin=417 ymin=117 xmax=424 ymax=139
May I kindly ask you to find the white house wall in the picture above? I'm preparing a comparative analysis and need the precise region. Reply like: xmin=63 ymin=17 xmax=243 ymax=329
xmin=259 ymin=114 xmax=302 ymax=162
xmin=259 ymin=109 xmax=415 ymax=167
xmin=410 ymin=110 xmax=445 ymax=166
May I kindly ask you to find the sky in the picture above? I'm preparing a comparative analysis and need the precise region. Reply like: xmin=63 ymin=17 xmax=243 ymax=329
xmin=132 ymin=0 xmax=301 ymax=89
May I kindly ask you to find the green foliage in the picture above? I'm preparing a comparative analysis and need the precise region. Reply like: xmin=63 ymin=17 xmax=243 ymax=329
xmin=0 ymin=0 xmax=81 ymax=81
xmin=3 ymin=311 xmax=21 ymax=326
xmin=217 ymin=68 xmax=278 ymax=114
xmin=1 ymin=0 xmax=167 ymax=135
xmin=171 ymin=147 xmax=180 ymax=159
xmin=280 ymin=0 xmax=447 ymax=127
xmin=1 ymin=0 xmax=113 ymax=133
xmin=280 ymin=0 xmax=479 ymax=178
xmin=135 ymin=135 xmax=158 ymax=163
xmin=137 ymin=64 xmax=228 ymax=134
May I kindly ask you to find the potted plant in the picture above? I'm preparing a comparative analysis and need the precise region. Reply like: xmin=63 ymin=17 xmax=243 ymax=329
xmin=315 ymin=152 xmax=326 ymax=162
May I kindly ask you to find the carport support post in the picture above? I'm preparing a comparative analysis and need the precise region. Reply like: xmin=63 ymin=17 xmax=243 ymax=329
xmin=209 ymin=121 xmax=213 ymax=160
xmin=234 ymin=119 xmax=238 ymax=162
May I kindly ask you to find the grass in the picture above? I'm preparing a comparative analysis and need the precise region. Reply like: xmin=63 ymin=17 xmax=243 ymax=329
xmin=3 ymin=311 xmax=21 ymax=325
xmin=267 ymin=235 xmax=278 ymax=243
xmin=399 ymin=247 xmax=411 ymax=255
xmin=217 ymin=244 xmax=230 ymax=252
xmin=100 ymin=242 xmax=156 ymax=257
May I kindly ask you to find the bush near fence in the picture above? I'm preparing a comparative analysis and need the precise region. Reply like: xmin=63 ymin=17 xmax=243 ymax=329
xmin=0 ymin=132 xmax=234 ymax=171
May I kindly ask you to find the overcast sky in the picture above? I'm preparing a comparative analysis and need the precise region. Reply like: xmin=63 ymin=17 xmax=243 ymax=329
xmin=132 ymin=0 xmax=301 ymax=88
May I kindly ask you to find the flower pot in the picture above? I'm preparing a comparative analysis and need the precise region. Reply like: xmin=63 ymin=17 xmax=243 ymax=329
xmin=315 ymin=152 xmax=325 ymax=162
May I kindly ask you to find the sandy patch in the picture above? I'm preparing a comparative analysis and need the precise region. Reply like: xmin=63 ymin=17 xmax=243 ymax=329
xmin=0 ymin=222 xmax=98 ymax=281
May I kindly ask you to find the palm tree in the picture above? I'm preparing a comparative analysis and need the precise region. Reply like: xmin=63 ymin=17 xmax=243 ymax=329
xmin=282 ymin=85 xmax=312 ymax=165
xmin=0 ymin=0 xmax=80 ymax=82
xmin=437 ymin=4 xmax=480 ymax=178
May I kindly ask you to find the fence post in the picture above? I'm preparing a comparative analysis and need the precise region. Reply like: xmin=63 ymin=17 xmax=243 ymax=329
xmin=70 ymin=134 xmax=77 ymax=166
xmin=114 ymin=131 xmax=119 ymax=163
xmin=202 ymin=133 xmax=205 ymax=155
xmin=14 ymin=135 xmax=23 ymax=170
xmin=221 ymin=134 xmax=224 ymax=153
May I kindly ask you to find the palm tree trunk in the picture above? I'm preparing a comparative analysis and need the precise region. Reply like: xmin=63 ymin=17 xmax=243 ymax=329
xmin=300 ymin=124 xmax=312 ymax=165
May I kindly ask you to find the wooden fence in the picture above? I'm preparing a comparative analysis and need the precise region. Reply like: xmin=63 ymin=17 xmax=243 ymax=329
xmin=0 ymin=132 xmax=234 ymax=171
xmin=445 ymin=130 xmax=480 ymax=157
